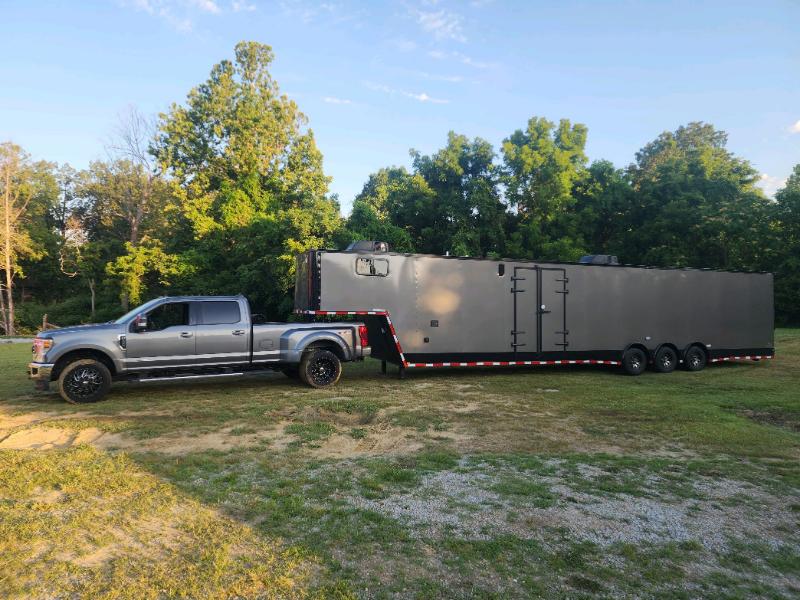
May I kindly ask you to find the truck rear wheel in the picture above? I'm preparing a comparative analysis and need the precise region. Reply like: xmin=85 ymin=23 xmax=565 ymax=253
xmin=58 ymin=359 xmax=112 ymax=404
xmin=653 ymin=346 xmax=677 ymax=373
xmin=299 ymin=349 xmax=342 ymax=388
xmin=622 ymin=348 xmax=647 ymax=376
xmin=683 ymin=346 xmax=707 ymax=372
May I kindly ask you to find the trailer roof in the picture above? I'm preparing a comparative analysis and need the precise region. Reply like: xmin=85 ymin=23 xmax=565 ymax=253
xmin=314 ymin=249 xmax=771 ymax=275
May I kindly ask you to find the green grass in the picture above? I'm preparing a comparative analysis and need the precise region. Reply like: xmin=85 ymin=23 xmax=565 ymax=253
xmin=1 ymin=331 xmax=799 ymax=598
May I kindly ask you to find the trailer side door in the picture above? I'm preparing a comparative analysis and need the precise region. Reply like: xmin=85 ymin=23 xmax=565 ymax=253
xmin=539 ymin=268 xmax=569 ymax=352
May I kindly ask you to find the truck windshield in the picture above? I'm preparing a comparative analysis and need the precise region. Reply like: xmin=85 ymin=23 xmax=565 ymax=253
xmin=113 ymin=298 xmax=163 ymax=324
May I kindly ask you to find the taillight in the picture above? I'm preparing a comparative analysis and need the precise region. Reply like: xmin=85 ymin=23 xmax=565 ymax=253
xmin=358 ymin=325 xmax=369 ymax=348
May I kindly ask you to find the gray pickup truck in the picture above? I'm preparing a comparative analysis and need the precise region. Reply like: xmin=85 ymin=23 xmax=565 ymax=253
xmin=28 ymin=295 xmax=369 ymax=404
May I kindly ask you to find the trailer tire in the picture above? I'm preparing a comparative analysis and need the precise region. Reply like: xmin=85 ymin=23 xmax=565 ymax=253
xmin=622 ymin=348 xmax=647 ymax=376
xmin=58 ymin=359 xmax=112 ymax=404
xmin=683 ymin=346 xmax=707 ymax=372
xmin=653 ymin=346 xmax=678 ymax=373
xmin=299 ymin=349 xmax=342 ymax=388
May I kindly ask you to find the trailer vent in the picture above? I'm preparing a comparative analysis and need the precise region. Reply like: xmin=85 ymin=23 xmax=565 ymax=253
xmin=579 ymin=255 xmax=619 ymax=265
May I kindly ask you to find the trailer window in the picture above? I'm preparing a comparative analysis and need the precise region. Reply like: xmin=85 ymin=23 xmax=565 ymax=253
xmin=355 ymin=257 xmax=389 ymax=277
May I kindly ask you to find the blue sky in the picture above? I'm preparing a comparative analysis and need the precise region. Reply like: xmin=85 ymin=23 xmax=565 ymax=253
xmin=1 ymin=0 xmax=798 ymax=211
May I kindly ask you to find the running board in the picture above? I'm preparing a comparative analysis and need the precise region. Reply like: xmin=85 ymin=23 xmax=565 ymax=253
xmin=137 ymin=372 xmax=245 ymax=383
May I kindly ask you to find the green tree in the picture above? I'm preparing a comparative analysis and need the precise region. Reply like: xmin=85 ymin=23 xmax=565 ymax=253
xmin=410 ymin=132 xmax=507 ymax=256
xmin=502 ymin=117 xmax=588 ymax=260
xmin=772 ymin=165 xmax=800 ymax=324
xmin=571 ymin=160 xmax=633 ymax=255
xmin=154 ymin=41 xmax=342 ymax=316
xmin=0 ymin=143 xmax=58 ymax=334
xmin=626 ymin=122 xmax=771 ymax=269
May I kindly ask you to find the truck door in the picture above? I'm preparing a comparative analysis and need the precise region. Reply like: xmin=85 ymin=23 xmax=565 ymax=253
xmin=539 ymin=268 xmax=569 ymax=353
xmin=511 ymin=266 xmax=539 ymax=354
xmin=125 ymin=300 xmax=196 ymax=369
xmin=194 ymin=300 xmax=250 ymax=365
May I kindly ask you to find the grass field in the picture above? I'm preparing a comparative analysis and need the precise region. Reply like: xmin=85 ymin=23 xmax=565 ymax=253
xmin=1 ymin=332 xmax=799 ymax=598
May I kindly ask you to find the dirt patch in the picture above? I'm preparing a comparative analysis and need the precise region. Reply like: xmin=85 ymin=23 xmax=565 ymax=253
xmin=739 ymin=409 xmax=800 ymax=432
xmin=309 ymin=423 xmax=425 ymax=458
xmin=0 ymin=427 xmax=79 ymax=449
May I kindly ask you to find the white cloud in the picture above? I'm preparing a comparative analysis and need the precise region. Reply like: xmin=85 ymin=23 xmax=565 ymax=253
xmin=790 ymin=119 xmax=800 ymax=134
xmin=427 ymin=49 xmax=496 ymax=70
xmin=124 ymin=0 xmax=229 ymax=31
xmin=323 ymin=96 xmax=353 ymax=105
xmin=364 ymin=82 xmax=449 ymax=104
xmin=231 ymin=1 xmax=256 ymax=11
xmin=413 ymin=8 xmax=465 ymax=42
xmin=758 ymin=173 xmax=787 ymax=198
xmin=402 ymin=91 xmax=449 ymax=104
xmin=417 ymin=71 xmax=463 ymax=83
xmin=190 ymin=0 xmax=220 ymax=13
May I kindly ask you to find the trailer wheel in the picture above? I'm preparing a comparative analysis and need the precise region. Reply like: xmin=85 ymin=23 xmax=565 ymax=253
xmin=58 ymin=359 xmax=112 ymax=404
xmin=299 ymin=349 xmax=342 ymax=388
xmin=683 ymin=346 xmax=707 ymax=372
xmin=622 ymin=348 xmax=647 ymax=376
xmin=653 ymin=346 xmax=678 ymax=373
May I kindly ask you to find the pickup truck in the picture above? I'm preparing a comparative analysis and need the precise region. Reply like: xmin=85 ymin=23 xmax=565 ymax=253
xmin=28 ymin=295 xmax=370 ymax=404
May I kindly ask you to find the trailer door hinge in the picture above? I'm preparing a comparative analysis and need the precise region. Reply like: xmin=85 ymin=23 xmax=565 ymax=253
xmin=511 ymin=330 xmax=526 ymax=335
xmin=555 ymin=290 xmax=569 ymax=294
xmin=511 ymin=288 xmax=525 ymax=293
xmin=556 ymin=330 xmax=569 ymax=335
xmin=556 ymin=277 xmax=569 ymax=283
xmin=511 ymin=343 xmax=526 ymax=348
xmin=511 ymin=276 xmax=526 ymax=281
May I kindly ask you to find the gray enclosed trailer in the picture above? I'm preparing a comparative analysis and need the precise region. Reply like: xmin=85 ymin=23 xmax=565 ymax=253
xmin=294 ymin=247 xmax=774 ymax=376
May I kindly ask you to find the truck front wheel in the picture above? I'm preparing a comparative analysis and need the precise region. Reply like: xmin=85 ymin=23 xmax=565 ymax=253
xmin=58 ymin=359 xmax=112 ymax=404
xmin=299 ymin=349 xmax=342 ymax=388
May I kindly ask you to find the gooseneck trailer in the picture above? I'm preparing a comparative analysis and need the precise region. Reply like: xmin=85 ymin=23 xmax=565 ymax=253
xmin=295 ymin=244 xmax=774 ymax=376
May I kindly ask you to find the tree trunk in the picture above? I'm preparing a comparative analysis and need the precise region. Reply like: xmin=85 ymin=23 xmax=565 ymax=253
xmin=3 ymin=163 xmax=14 ymax=336
xmin=89 ymin=278 xmax=96 ymax=320
xmin=0 ymin=282 xmax=7 ymax=335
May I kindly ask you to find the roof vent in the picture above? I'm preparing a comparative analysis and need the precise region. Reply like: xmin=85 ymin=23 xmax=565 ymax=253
xmin=579 ymin=254 xmax=619 ymax=265
xmin=346 ymin=240 xmax=390 ymax=252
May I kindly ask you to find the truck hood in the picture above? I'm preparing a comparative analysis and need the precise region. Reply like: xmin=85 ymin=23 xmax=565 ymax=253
xmin=40 ymin=323 xmax=124 ymax=338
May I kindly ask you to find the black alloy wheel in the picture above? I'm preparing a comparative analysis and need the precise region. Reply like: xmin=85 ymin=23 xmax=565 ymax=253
xmin=653 ymin=346 xmax=678 ymax=373
xmin=622 ymin=347 xmax=647 ymax=376
xmin=683 ymin=346 xmax=707 ymax=372
xmin=300 ymin=349 xmax=342 ymax=388
xmin=58 ymin=359 xmax=112 ymax=404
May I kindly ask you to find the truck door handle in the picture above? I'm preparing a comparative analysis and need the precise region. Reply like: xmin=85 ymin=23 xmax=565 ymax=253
xmin=232 ymin=330 xmax=245 ymax=336
xmin=180 ymin=332 xmax=193 ymax=338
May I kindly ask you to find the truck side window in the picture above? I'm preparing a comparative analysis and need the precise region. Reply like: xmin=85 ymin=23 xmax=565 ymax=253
xmin=355 ymin=257 xmax=389 ymax=277
xmin=201 ymin=301 xmax=241 ymax=324
xmin=146 ymin=302 xmax=189 ymax=331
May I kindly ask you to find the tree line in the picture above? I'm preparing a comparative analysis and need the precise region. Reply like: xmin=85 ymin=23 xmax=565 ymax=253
xmin=1 ymin=41 xmax=798 ymax=335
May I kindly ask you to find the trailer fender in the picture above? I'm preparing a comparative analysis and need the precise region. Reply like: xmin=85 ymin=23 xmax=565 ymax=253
xmin=622 ymin=342 xmax=651 ymax=363
xmin=285 ymin=331 xmax=351 ymax=364
xmin=680 ymin=342 xmax=708 ymax=361
xmin=654 ymin=342 xmax=679 ymax=360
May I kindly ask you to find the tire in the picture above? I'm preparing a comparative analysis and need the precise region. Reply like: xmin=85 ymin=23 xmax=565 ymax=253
xmin=653 ymin=346 xmax=678 ymax=373
xmin=299 ymin=349 xmax=342 ymax=388
xmin=683 ymin=346 xmax=707 ymax=372
xmin=58 ymin=359 xmax=112 ymax=404
xmin=622 ymin=348 xmax=647 ymax=376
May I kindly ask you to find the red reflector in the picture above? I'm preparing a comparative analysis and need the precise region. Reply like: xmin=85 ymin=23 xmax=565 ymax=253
xmin=358 ymin=325 xmax=369 ymax=348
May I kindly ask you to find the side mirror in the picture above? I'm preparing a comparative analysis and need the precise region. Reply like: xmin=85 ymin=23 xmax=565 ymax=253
xmin=133 ymin=315 xmax=148 ymax=333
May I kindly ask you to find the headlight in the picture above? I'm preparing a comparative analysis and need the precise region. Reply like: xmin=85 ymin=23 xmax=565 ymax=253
xmin=33 ymin=337 xmax=54 ymax=359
